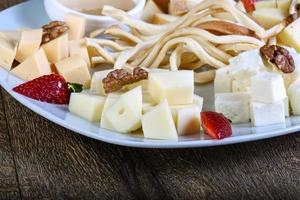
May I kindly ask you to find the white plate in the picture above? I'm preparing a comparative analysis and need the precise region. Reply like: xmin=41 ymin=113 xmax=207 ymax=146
xmin=1 ymin=0 xmax=300 ymax=148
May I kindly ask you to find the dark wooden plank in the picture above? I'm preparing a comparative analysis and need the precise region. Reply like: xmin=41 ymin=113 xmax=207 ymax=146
xmin=0 ymin=90 xmax=20 ymax=200
xmin=2 ymin=89 xmax=300 ymax=199
xmin=0 ymin=0 xmax=25 ymax=9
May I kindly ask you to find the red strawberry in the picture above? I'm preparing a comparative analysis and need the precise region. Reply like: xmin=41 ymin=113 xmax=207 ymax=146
xmin=13 ymin=74 xmax=83 ymax=105
xmin=241 ymin=0 xmax=256 ymax=13
xmin=201 ymin=112 xmax=232 ymax=140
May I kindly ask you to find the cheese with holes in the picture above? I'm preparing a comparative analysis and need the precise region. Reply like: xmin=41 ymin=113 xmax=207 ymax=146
xmin=250 ymin=72 xmax=287 ymax=103
xmin=215 ymin=93 xmax=250 ymax=123
xmin=42 ymin=33 xmax=69 ymax=63
xmin=0 ymin=32 xmax=20 ymax=70
xmin=142 ymin=100 xmax=178 ymax=140
xmin=69 ymin=39 xmax=90 ymax=67
xmin=15 ymin=29 xmax=42 ymax=63
xmin=11 ymin=48 xmax=51 ymax=81
xmin=69 ymin=93 xmax=106 ymax=122
xmin=250 ymin=101 xmax=285 ymax=126
xmin=55 ymin=56 xmax=91 ymax=88
xmin=64 ymin=13 xmax=86 ymax=40
xmin=90 ymin=69 xmax=113 ymax=95
xmin=105 ymin=87 xmax=143 ymax=133
xmin=148 ymin=70 xmax=194 ymax=105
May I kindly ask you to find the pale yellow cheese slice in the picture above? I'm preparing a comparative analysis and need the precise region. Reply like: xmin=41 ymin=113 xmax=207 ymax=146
xmin=64 ymin=13 xmax=86 ymax=40
xmin=0 ymin=31 xmax=20 ymax=70
xmin=69 ymin=39 xmax=90 ymax=67
xmin=42 ymin=33 xmax=69 ymax=63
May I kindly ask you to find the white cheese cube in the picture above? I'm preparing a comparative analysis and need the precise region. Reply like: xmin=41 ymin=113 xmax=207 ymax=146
xmin=228 ymin=49 xmax=265 ymax=82
xmin=64 ymin=13 xmax=86 ymax=40
xmin=0 ymin=31 xmax=20 ymax=70
xmin=69 ymin=39 xmax=90 ymax=67
xmin=55 ymin=56 xmax=91 ymax=88
xmin=148 ymin=70 xmax=194 ymax=105
xmin=90 ymin=69 xmax=113 ymax=95
xmin=69 ymin=93 xmax=106 ymax=122
xmin=214 ymin=67 xmax=232 ymax=93
xmin=251 ymin=72 xmax=287 ymax=103
xmin=232 ymin=79 xmax=251 ymax=93
xmin=100 ymin=93 xmax=121 ymax=130
xmin=105 ymin=87 xmax=143 ymax=133
xmin=11 ymin=48 xmax=51 ymax=81
xmin=288 ymin=82 xmax=300 ymax=115
xmin=215 ymin=93 xmax=250 ymax=123
xmin=15 ymin=29 xmax=42 ymax=63
xmin=42 ymin=33 xmax=69 ymax=63
xmin=142 ymin=100 xmax=178 ymax=140
xmin=250 ymin=101 xmax=285 ymax=126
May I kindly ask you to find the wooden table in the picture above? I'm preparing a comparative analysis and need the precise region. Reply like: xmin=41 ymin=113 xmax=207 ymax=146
xmin=1 ymin=1 xmax=300 ymax=199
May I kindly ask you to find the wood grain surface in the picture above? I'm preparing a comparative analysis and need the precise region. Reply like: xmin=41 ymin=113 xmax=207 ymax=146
xmin=0 ymin=1 xmax=300 ymax=199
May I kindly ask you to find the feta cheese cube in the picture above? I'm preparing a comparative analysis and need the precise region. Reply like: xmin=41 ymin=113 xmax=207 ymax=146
xmin=232 ymin=79 xmax=251 ymax=93
xmin=250 ymin=101 xmax=285 ymax=126
xmin=251 ymin=72 xmax=287 ymax=103
xmin=214 ymin=67 xmax=232 ymax=93
xmin=215 ymin=93 xmax=250 ymax=123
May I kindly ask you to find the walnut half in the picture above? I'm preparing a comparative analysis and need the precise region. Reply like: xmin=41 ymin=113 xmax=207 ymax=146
xmin=42 ymin=21 xmax=69 ymax=45
xmin=260 ymin=45 xmax=295 ymax=74
xmin=103 ymin=67 xmax=148 ymax=93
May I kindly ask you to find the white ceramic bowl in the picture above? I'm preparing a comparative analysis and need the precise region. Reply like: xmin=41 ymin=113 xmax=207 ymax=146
xmin=44 ymin=0 xmax=146 ymax=33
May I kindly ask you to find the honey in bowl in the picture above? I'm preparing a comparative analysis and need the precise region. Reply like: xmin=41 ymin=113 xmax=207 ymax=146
xmin=59 ymin=0 xmax=136 ymax=16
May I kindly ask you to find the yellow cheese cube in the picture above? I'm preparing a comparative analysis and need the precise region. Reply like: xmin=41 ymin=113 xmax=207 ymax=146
xmin=148 ymin=70 xmax=194 ymax=105
xmin=15 ymin=29 xmax=42 ymax=63
xmin=55 ymin=56 xmax=91 ymax=88
xmin=69 ymin=93 xmax=106 ymax=122
xmin=142 ymin=100 xmax=178 ymax=140
xmin=69 ymin=39 xmax=90 ymax=67
xmin=90 ymin=69 xmax=113 ymax=95
xmin=176 ymin=106 xmax=201 ymax=136
xmin=100 ymin=93 xmax=121 ymax=130
xmin=278 ymin=18 xmax=300 ymax=52
xmin=11 ymin=48 xmax=51 ymax=81
xmin=0 ymin=32 xmax=20 ymax=70
xmin=64 ymin=13 xmax=86 ymax=40
xmin=253 ymin=8 xmax=285 ymax=29
xmin=255 ymin=0 xmax=277 ymax=9
xmin=42 ymin=33 xmax=69 ymax=63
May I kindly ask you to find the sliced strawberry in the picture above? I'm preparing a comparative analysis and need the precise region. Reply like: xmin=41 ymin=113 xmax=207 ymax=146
xmin=201 ymin=112 xmax=232 ymax=140
xmin=241 ymin=0 xmax=256 ymax=13
xmin=13 ymin=74 xmax=83 ymax=105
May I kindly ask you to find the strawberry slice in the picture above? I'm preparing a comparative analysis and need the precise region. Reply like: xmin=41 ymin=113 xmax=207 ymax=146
xmin=241 ymin=0 xmax=256 ymax=13
xmin=13 ymin=74 xmax=83 ymax=105
xmin=201 ymin=112 xmax=232 ymax=140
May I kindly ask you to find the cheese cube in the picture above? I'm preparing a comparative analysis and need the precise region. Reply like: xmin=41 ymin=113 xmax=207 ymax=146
xmin=232 ymin=79 xmax=251 ymax=93
xmin=15 ymin=29 xmax=42 ymax=63
xmin=255 ymin=0 xmax=276 ymax=9
xmin=250 ymin=72 xmax=287 ymax=103
xmin=148 ymin=70 xmax=194 ymax=105
xmin=283 ymin=97 xmax=290 ymax=117
xmin=278 ymin=18 xmax=300 ymax=52
xmin=288 ymin=82 xmax=300 ymax=115
xmin=64 ymin=13 xmax=86 ymax=40
xmin=105 ymin=87 xmax=143 ymax=133
xmin=55 ymin=56 xmax=91 ymax=88
xmin=175 ymin=106 xmax=201 ymax=136
xmin=69 ymin=93 xmax=106 ymax=122
xmin=123 ymin=80 xmax=148 ymax=91
xmin=142 ymin=100 xmax=178 ymax=140
xmin=214 ymin=67 xmax=232 ymax=93
xmin=11 ymin=48 xmax=51 ymax=81
xmin=250 ymin=101 xmax=285 ymax=126
xmin=90 ymin=69 xmax=113 ymax=95
xmin=69 ymin=39 xmax=90 ymax=67
xmin=215 ymin=93 xmax=250 ymax=123
xmin=100 ymin=93 xmax=121 ymax=130
xmin=253 ymin=8 xmax=285 ymax=29
xmin=0 ymin=32 xmax=20 ymax=70
xmin=42 ymin=33 xmax=68 ymax=63
xmin=228 ymin=49 xmax=265 ymax=82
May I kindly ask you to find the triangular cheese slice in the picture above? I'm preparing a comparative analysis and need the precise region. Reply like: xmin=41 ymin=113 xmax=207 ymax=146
xmin=0 ymin=31 xmax=21 ymax=70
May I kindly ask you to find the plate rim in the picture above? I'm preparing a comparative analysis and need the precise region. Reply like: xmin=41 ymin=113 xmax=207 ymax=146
xmin=0 ymin=0 xmax=299 ymax=149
